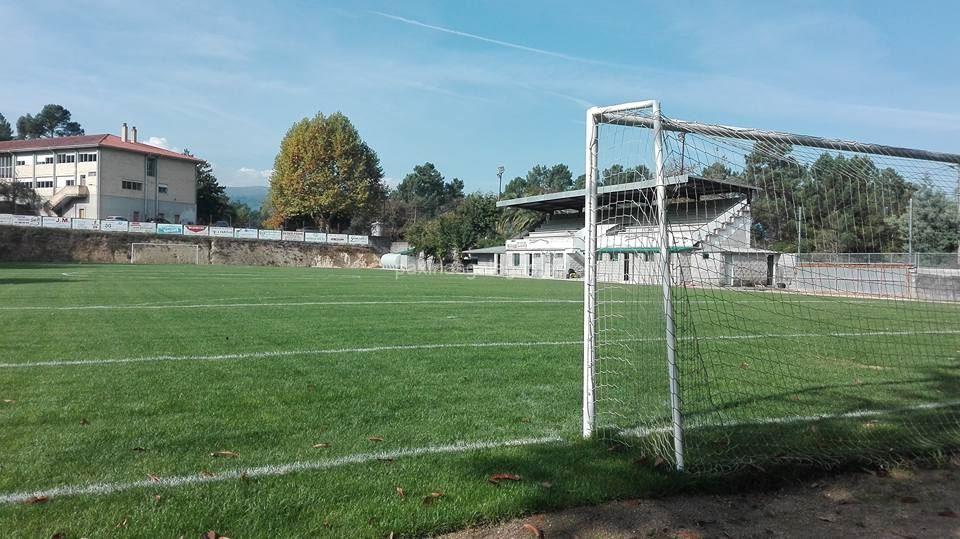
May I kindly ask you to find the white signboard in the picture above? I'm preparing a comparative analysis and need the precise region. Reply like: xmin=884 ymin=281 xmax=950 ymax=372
xmin=99 ymin=220 xmax=129 ymax=232
xmin=71 ymin=218 xmax=99 ymax=230
xmin=327 ymin=233 xmax=348 ymax=245
xmin=182 ymin=225 xmax=209 ymax=237
xmin=128 ymin=222 xmax=157 ymax=234
xmin=348 ymin=235 xmax=369 ymax=246
xmin=0 ymin=214 xmax=13 ymax=226
xmin=235 ymin=228 xmax=258 ymax=239
xmin=209 ymin=226 xmax=234 ymax=238
xmin=304 ymin=232 xmax=327 ymax=243
xmin=42 ymin=217 xmax=72 ymax=229
xmin=157 ymin=223 xmax=183 ymax=235
xmin=13 ymin=215 xmax=42 ymax=228
xmin=281 ymin=231 xmax=305 ymax=242
xmin=258 ymin=229 xmax=281 ymax=241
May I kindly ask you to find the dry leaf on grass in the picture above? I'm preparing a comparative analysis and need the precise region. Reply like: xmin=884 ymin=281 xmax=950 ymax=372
xmin=938 ymin=510 xmax=958 ymax=518
xmin=900 ymin=496 xmax=920 ymax=504
xmin=422 ymin=492 xmax=444 ymax=505
xmin=488 ymin=473 xmax=522 ymax=485
xmin=200 ymin=470 xmax=215 ymax=478
xmin=115 ymin=518 xmax=128 ymax=529
xmin=522 ymin=523 xmax=544 ymax=538
xmin=51 ymin=533 xmax=64 ymax=539
xmin=378 ymin=458 xmax=395 ymax=464
xmin=395 ymin=486 xmax=406 ymax=498
xmin=368 ymin=436 xmax=384 ymax=442
xmin=539 ymin=481 xmax=553 ymax=489
xmin=210 ymin=450 xmax=239 ymax=458
xmin=147 ymin=474 xmax=161 ymax=482
xmin=674 ymin=531 xmax=704 ymax=539
xmin=153 ymin=494 xmax=162 ymax=504
xmin=24 ymin=495 xmax=49 ymax=505
xmin=312 ymin=443 xmax=330 ymax=449
xmin=131 ymin=447 xmax=147 ymax=452
xmin=2 ymin=399 xmax=15 ymax=404
xmin=79 ymin=418 xmax=90 ymax=425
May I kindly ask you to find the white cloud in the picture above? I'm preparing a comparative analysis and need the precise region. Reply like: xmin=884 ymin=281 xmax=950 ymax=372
xmin=143 ymin=136 xmax=182 ymax=153
xmin=222 ymin=167 xmax=274 ymax=187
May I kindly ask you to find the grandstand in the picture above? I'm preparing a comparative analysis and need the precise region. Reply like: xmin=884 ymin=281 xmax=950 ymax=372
xmin=495 ymin=173 xmax=777 ymax=286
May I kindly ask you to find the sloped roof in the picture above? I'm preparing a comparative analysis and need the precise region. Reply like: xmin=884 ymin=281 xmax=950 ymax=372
xmin=0 ymin=134 xmax=202 ymax=163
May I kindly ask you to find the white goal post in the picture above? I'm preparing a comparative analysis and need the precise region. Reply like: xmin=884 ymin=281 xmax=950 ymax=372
xmin=583 ymin=100 xmax=960 ymax=473
xmin=130 ymin=242 xmax=201 ymax=265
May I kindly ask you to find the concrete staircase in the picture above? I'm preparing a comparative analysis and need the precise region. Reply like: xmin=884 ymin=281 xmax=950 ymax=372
xmin=42 ymin=185 xmax=89 ymax=216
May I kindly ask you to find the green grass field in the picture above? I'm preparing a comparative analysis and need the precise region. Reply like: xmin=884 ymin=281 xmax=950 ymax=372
xmin=1 ymin=263 xmax=958 ymax=537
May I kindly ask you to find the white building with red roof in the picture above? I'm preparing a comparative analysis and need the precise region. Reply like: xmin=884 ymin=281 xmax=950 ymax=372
xmin=0 ymin=124 xmax=201 ymax=222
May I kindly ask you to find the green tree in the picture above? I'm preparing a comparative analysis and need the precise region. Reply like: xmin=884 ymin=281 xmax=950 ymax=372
xmin=502 ymin=164 xmax=573 ymax=198
xmin=406 ymin=193 xmax=501 ymax=263
xmin=0 ymin=181 xmax=42 ymax=214
xmin=226 ymin=201 xmax=264 ymax=228
xmin=0 ymin=113 xmax=12 ymax=141
xmin=600 ymin=164 xmax=651 ymax=186
xmin=16 ymin=105 xmax=84 ymax=138
xmin=184 ymin=149 xmax=230 ymax=224
xmin=742 ymin=144 xmax=806 ymax=250
xmin=895 ymin=180 xmax=959 ymax=253
xmin=393 ymin=163 xmax=464 ymax=222
xmin=269 ymin=112 xmax=385 ymax=231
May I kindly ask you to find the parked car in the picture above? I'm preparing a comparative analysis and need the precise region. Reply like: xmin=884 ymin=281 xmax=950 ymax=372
xmin=297 ymin=227 xmax=321 ymax=233
xmin=103 ymin=216 xmax=128 ymax=221
xmin=146 ymin=217 xmax=170 ymax=224
xmin=212 ymin=220 xmax=231 ymax=227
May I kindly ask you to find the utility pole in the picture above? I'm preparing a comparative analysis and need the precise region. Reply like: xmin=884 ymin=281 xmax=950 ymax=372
xmin=497 ymin=166 xmax=505 ymax=199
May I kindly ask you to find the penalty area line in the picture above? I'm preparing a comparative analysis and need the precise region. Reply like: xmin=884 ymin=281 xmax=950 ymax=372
xmin=0 ymin=435 xmax=564 ymax=505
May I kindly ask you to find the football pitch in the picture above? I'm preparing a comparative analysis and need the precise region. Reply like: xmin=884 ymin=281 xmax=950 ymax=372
xmin=1 ymin=263 xmax=958 ymax=537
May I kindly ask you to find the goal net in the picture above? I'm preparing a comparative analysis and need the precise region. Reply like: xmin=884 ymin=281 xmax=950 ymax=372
xmin=584 ymin=101 xmax=960 ymax=472
xmin=130 ymin=243 xmax=202 ymax=265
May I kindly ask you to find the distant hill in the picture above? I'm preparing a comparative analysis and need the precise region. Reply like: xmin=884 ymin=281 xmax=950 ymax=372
xmin=225 ymin=185 xmax=269 ymax=210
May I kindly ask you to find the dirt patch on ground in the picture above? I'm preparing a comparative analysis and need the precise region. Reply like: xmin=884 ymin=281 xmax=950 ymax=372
xmin=445 ymin=465 xmax=960 ymax=538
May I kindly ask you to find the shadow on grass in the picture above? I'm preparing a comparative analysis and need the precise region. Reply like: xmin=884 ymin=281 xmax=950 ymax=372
xmin=0 ymin=277 xmax=87 ymax=285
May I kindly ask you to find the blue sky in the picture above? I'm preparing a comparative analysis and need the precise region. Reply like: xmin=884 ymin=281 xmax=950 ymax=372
xmin=3 ymin=0 xmax=959 ymax=190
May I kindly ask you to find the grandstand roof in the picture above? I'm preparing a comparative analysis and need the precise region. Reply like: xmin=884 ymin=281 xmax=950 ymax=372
xmin=463 ymin=245 xmax=506 ymax=255
xmin=496 ymin=174 xmax=756 ymax=213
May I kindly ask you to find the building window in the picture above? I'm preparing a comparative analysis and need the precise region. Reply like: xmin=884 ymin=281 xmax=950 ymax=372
xmin=16 ymin=158 xmax=27 ymax=166
xmin=37 ymin=155 xmax=54 ymax=165
xmin=512 ymin=254 xmax=521 ymax=266
xmin=56 ymin=154 xmax=76 ymax=164
xmin=88 ymin=171 xmax=97 ymax=177
xmin=78 ymin=153 xmax=97 ymax=163
xmin=122 ymin=180 xmax=143 ymax=191
xmin=146 ymin=157 xmax=157 ymax=176
xmin=36 ymin=179 xmax=54 ymax=188
xmin=0 ymin=155 xmax=11 ymax=178
xmin=609 ymin=253 xmax=619 ymax=261
xmin=702 ymin=253 xmax=710 ymax=259
xmin=18 ymin=181 xmax=34 ymax=188
xmin=174 ymin=214 xmax=180 ymax=224
xmin=158 ymin=183 xmax=168 ymax=194
xmin=65 ymin=179 xmax=76 ymax=186
xmin=133 ymin=211 xmax=140 ymax=222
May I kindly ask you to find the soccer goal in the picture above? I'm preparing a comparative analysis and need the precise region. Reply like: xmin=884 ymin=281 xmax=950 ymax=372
xmin=130 ymin=242 xmax=202 ymax=265
xmin=583 ymin=101 xmax=960 ymax=472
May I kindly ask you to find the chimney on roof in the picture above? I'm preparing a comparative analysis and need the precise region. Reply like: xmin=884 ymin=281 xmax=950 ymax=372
xmin=132 ymin=126 xmax=138 ymax=143
xmin=121 ymin=123 xmax=128 ymax=142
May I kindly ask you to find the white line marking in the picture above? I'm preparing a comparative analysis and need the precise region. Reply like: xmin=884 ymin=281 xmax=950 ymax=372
xmin=0 ymin=299 xmax=581 ymax=312
xmin=4 ymin=329 xmax=958 ymax=369
xmin=0 ymin=340 xmax=583 ymax=368
xmin=0 ymin=435 xmax=563 ymax=505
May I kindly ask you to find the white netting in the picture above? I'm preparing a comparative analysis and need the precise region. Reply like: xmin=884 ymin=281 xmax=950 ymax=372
xmin=130 ymin=243 xmax=202 ymax=265
xmin=588 ymin=103 xmax=960 ymax=471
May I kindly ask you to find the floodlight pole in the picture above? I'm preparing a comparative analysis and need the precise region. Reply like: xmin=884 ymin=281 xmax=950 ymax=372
xmin=650 ymin=101 xmax=685 ymax=472
xmin=497 ymin=166 xmax=505 ymax=199
xmin=582 ymin=108 xmax=599 ymax=438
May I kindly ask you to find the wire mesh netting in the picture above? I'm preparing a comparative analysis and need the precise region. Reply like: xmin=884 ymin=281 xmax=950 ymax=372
xmin=589 ymin=103 xmax=960 ymax=472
